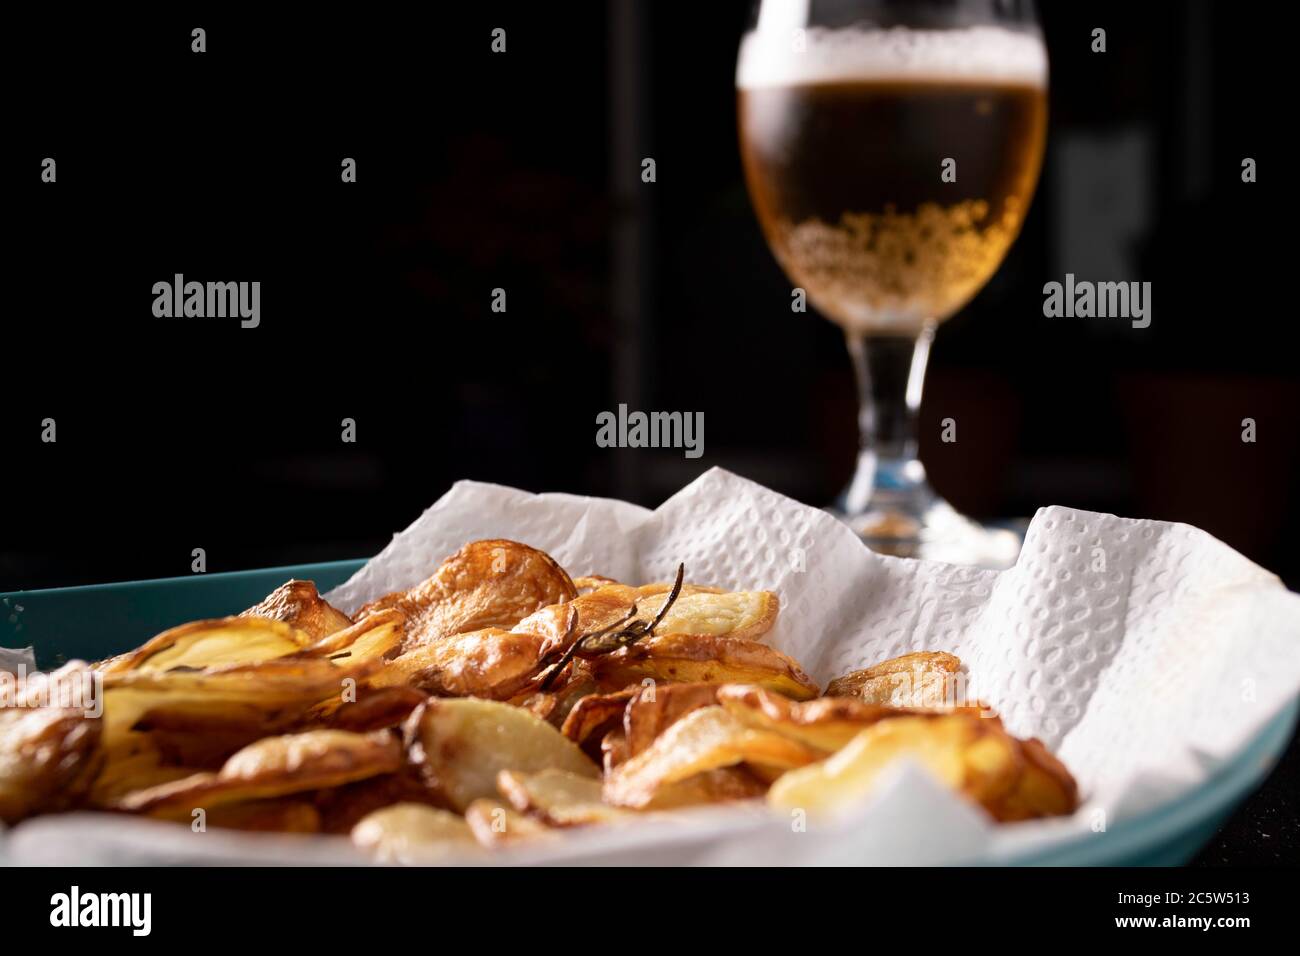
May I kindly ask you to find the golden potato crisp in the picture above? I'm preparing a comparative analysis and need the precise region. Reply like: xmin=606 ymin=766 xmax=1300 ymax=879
xmin=299 ymin=609 xmax=405 ymax=665
xmin=464 ymin=797 xmax=556 ymax=847
xmin=623 ymin=682 xmax=722 ymax=758
xmin=358 ymin=539 xmax=577 ymax=651
xmin=825 ymin=651 xmax=965 ymax=709
xmin=497 ymin=768 xmax=635 ymax=826
xmin=560 ymin=688 xmax=636 ymax=747
xmin=241 ymin=580 xmax=353 ymax=640
xmin=0 ymin=706 xmax=102 ymax=824
xmin=767 ymin=713 xmax=1024 ymax=819
xmin=116 ymin=729 xmax=403 ymax=817
xmin=374 ymin=626 xmax=554 ymax=700
xmin=406 ymin=698 xmax=598 ymax=811
xmin=717 ymin=684 xmax=926 ymax=752
xmin=351 ymin=803 xmax=478 ymax=863
xmin=643 ymin=589 xmax=779 ymax=642
xmin=604 ymin=705 xmax=822 ymax=808
xmin=99 ymin=617 xmax=312 ymax=675
xmin=595 ymin=633 xmax=819 ymax=700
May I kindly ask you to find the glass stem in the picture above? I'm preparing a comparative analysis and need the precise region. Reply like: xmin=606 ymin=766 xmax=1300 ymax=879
xmin=841 ymin=325 xmax=935 ymax=516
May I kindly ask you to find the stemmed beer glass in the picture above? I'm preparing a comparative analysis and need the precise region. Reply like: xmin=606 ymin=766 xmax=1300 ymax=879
xmin=737 ymin=0 xmax=1047 ymax=565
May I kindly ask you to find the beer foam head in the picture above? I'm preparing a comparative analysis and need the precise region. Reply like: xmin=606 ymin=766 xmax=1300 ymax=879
xmin=737 ymin=25 xmax=1048 ymax=89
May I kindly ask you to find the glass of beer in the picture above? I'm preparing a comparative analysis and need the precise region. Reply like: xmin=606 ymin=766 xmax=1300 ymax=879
xmin=737 ymin=0 xmax=1047 ymax=565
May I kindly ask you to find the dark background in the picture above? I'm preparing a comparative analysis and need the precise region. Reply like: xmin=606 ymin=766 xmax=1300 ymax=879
xmin=3 ymin=2 xmax=1295 ymax=864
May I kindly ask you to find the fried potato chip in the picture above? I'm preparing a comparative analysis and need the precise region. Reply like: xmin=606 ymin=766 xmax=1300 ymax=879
xmin=642 ymin=589 xmax=779 ymax=642
xmin=102 ymin=656 xmax=380 ymax=749
xmin=825 ymin=651 xmax=964 ymax=709
xmin=241 ymin=580 xmax=353 ymax=640
xmin=717 ymin=684 xmax=919 ymax=752
xmin=464 ymin=797 xmax=557 ymax=847
xmin=623 ymin=682 xmax=721 ymax=758
xmin=351 ymin=803 xmax=478 ymax=863
xmin=595 ymin=634 xmax=819 ymax=700
xmin=766 ymin=713 xmax=1023 ymax=819
xmin=116 ymin=729 xmax=403 ymax=817
xmin=561 ymin=688 xmax=636 ymax=748
xmin=406 ymin=698 xmax=598 ymax=811
xmin=98 ymin=617 xmax=313 ymax=676
xmin=299 ymin=609 xmax=405 ymax=665
xmin=513 ymin=588 xmax=633 ymax=646
xmin=987 ymin=737 xmax=1079 ymax=821
xmin=518 ymin=583 xmax=774 ymax=660
xmin=0 ymin=706 xmax=102 ymax=823
xmin=604 ymin=705 xmax=823 ymax=808
xmin=497 ymin=769 xmax=635 ymax=827
xmin=373 ymin=627 xmax=553 ymax=700
xmin=358 ymin=539 xmax=577 ymax=651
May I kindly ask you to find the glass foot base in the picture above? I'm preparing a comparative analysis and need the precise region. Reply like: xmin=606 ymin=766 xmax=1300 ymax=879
xmin=830 ymin=494 xmax=1022 ymax=570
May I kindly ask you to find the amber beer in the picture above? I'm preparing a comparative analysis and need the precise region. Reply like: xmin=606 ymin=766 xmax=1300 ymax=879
xmin=737 ymin=28 xmax=1048 ymax=335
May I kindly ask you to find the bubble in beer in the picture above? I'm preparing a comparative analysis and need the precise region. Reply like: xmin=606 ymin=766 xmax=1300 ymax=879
xmin=737 ymin=26 xmax=1048 ymax=333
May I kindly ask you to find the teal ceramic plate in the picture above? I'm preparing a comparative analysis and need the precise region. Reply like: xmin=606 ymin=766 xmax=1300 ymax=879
xmin=3 ymin=561 xmax=1293 ymax=866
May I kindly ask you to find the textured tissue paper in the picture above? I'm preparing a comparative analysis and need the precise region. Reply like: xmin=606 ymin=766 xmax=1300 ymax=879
xmin=6 ymin=467 xmax=1300 ymax=865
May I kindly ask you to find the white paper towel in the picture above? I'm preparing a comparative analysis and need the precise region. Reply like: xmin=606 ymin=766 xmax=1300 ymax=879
xmin=6 ymin=467 xmax=1299 ymax=865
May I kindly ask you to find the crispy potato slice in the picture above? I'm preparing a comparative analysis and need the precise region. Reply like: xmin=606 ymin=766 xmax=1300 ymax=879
xmin=604 ymin=705 xmax=822 ymax=808
xmin=502 ymin=582 xmax=776 ymax=674
xmin=595 ymin=634 xmax=819 ymax=700
xmin=766 ymin=713 xmax=1023 ymax=819
xmin=464 ymin=797 xmax=556 ymax=847
xmin=241 ymin=580 xmax=353 ymax=640
xmin=299 ymin=609 xmax=405 ymax=664
xmin=351 ymin=803 xmax=478 ymax=863
xmin=641 ymin=589 xmax=779 ymax=641
xmin=987 ymin=737 xmax=1079 ymax=822
xmin=102 ymin=656 xmax=380 ymax=745
xmin=406 ymin=698 xmax=598 ymax=811
xmin=825 ymin=651 xmax=964 ymax=708
xmin=717 ymin=684 xmax=925 ymax=752
xmin=517 ymin=587 xmax=635 ymax=640
xmin=498 ymin=769 xmax=636 ymax=827
xmin=115 ymin=729 xmax=403 ymax=817
xmin=373 ymin=627 xmax=552 ymax=700
xmin=358 ymin=539 xmax=577 ymax=651
xmin=0 ymin=706 xmax=103 ymax=823
xmin=99 ymin=617 xmax=312 ymax=675
xmin=623 ymin=682 xmax=722 ymax=757
xmin=561 ymin=688 xmax=636 ymax=747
